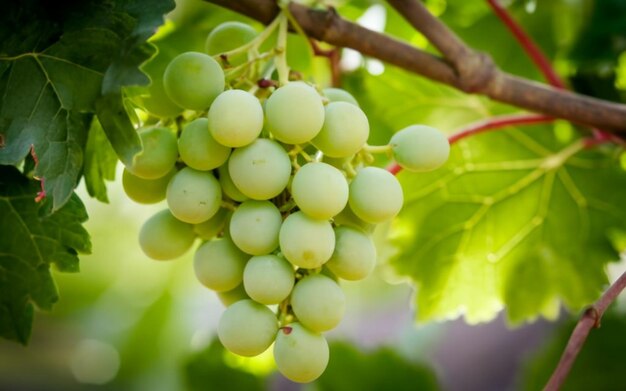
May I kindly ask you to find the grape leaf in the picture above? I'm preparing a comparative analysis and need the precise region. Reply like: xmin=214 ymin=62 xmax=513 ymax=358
xmin=0 ymin=166 xmax=90 ymax=344
xmin=389 ymin=125 xmax=626 ymax=324
xmin=83 ymin=118 xmax=117 ymax=203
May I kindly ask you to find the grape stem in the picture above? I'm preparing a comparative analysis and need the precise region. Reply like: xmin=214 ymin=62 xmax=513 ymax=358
xmin=220 ymin=201 xmax=238 ymax=211
xmin=212 ymin=13 xmax=282 ymax=62
xmin=275 ymin=12 xmax=291 ymax=86
xmin=362 ymin=144 xmax=392 ymax=154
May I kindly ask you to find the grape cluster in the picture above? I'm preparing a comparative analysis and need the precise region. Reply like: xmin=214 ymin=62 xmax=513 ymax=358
xmin=124 ymin=21 xmax=450 ymax=383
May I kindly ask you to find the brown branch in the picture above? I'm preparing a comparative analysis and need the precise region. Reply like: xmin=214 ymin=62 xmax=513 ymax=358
xmin=544 ymin=271 xmax=626 ymax=391
xmin=206 ymin=0 xmax=626 ymax=133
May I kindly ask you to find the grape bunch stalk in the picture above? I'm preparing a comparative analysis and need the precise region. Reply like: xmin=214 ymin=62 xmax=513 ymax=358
xmin=123 ymin=8 xmax=450 ymax=384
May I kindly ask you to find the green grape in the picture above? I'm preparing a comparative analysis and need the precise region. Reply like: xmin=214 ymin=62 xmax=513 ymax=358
xmin=312 ymin=101 xmax=369 ymax=158
xmin=205 ymin=21 xmax=256 ymax=66
xmin=274 ymin=323 xmax=329 ymax=383
xmin=178 ymin=118 xmax=230 ymax=171
xmin=325 ymin=226 xmax=376 ymax=281
xmin=139 ymin=209 xmax=196 ymax=261
xmin=194 ymin=207 xmax=229 ymax=240
xmin=243 ymin=255 xmax=294 ymax=304
xmin=217 ymin=283 xmax=250 ymax=307
xmin=291 ymin=162 xmax=348 ymax=220
xmin=122 ymin=167 xmax=175 ymax=204
xmin=265 ymin=82 xmax=325 ymax=144
xmin=349 ymin=167 xmax=403 ymax=224
xmin=163 ymin=52 xmax=224 ymax=110
xmin=217 ymin=300 xmax=278 ymax=357
xmin=332 ymin=203 xmax=375 ymax=234
xmin=137 ymin=50 xmax=183 ymax=118
xmin=322 ymin=87 xmax=359 ymax=106
xmin=208 ymin=90 xmax=264 ymax=148
xmin=228 ymin=138 xmax=291 ymax=200
xmin=229 ymin=200 xmax=282 ymax=255
xmin=127 ymin=127 xmax=178 ymax=179
xmin=218 ymin=164 xmax=248 ymax=202
xmin=166 ymin=168 xmax=222 ymax=224
xmin=390 ymin=125 xmax=450 ymax=172
xmin=279 ymin=212 xmax=335 ymax=269
xmin=194 ymin=237 xmax=249 ymax=292
xmin=290 ymin=274 xmax=345 ymax=332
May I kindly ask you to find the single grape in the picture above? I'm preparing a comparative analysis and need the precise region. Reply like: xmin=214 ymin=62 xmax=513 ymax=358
xmin=218 ymin=164 xmax=248 ymax=202
xmin=208 ymin=90 xmax=264 ymax=148
xmin=279 ymin=212 xmax=335 ymax=269
xmin=243 ymin=255 xmax=294 ymax=304
xmin=290 ymin=274 xmax=345 ymax=332
xmin=122 ymin=167 xmax=175 ymax=204
xmin=312 ymin=101 xmax=369 ymax=158
xmin=217 ymin=283 xmax=250 ymax=307
xmin=325 ymin=226 xmax=376 ymax=281
xmin=228 ymin=138 xmax=291 ymax=200
xmin=163 ymin=52 xmax=224 ymax=110
xmin=178 ymin=118 xmax=230 ymax=171
xmin=332 ymin=203 xmax=375 ymax=234
xmin=166 ymin=168 xmax=222 ymax=224
xmin=194 ymin=237 xmax=249 ymax=292
xmin=194 ymin=207 xmax=229 ymax=240
xmin=205 ymin=21 xmax=256 ymax=66
xmin=291 ymin=162 xmax=348 ymax=220
xmin=230 ymin=200 xmax=282 ymax=255
xmin=349 ymin=167 xmax=403 ymax=223
xmin=390 ymin=125 xmax=450 ymax=171
xmin=127 ymin=127 xmax=178 ymax=179
xmin=218 ymin=300 xmax=278 ymax=357
xmin=274 ymin=323 xmax=329 ymax=383
xmin=265 ymin=82 xmax=324 ymax=144
xmin=139 ymin=209 xmax=196 ymax=260
xmin=322 ymin=87 xmax=359 ymax=106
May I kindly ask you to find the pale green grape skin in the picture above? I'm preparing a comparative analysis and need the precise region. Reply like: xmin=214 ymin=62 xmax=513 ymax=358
xmin=142 ymin=77 xmax=184 ymax=118
xmin=332 ymin=204 xmax=375 ymax=234
xmin=218 ymin=164 xmax=248 ymax=202
xmin=228 ymin=139 xmax=291 ymax=200
xmin=230 ymin=200 xmax=282 ymax=255
xmin=166 ymin=168 xmax=222 ymax=224
xmin=217 ymin=300 xmax=278 ymax=357
xmin=163 ymin=52 xmax=225 ymax=110
xmin=323 ymin=87 xmax=359 ymax=106
xmin=139 ymin=209 xmax=196 ymax=261
xmin=208 ymin=90 xmax=264 ymax=148
xmin=326 ymin=226 xmax=376 ymax=281
xmin=205 ymin=21 xmax=256 ymax=66
xmin=122 ymin=167 xmax=175 ymax=204
xmin=179 ymin=118 xmax=231 ymax=171
xmin=217 ymin=283 xmax=250 ymax=307
xmin=390 ymin=125 xmax=450 ymax=172
xmin=194 ymin=208 xmax=229 ymax=240
xmin=312 ymin=102 xmax=369 ymax=158
xmin=274 ymin=323 xmax=329 ymax=383
xmin=279 ymin=212 xmax=335 ymax=269
xmin=265 ymin=82 xmax=325 ymax=144
xmin=243 ymin=255 xmax=294 ymax=304
xmin=290 ymin=274 xmax=345 ymax=332
xmin=349 ymin=167 xmax=403 ymax=224
xmin=127 ymin=127 xmax=178 ymax=179
xmin=194 ymin=238 xmax=249 ymax=292
xmin=291 ymin=162 xmax=348 ymax=220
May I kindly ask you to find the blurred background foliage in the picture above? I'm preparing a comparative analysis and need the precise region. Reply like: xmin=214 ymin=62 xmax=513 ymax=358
xmin=1 ymin=0 xmax=625 ymax=390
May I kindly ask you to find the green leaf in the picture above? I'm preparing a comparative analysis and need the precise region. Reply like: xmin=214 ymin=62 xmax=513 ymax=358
xmin=0 ymin=165 xmax=90 ymax=344
xmin=83 ymin=118 xmax=117 ymax=203
xmin=389 ymin=126 xmax=626 ymax=324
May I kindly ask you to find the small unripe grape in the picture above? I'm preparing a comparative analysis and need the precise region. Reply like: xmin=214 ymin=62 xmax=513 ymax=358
xmin=291 ymin=274 xmax=345 ymax=332
xmin=279 ymin=212 xmax=335 ymax=269
xmin=163 ymin=52 xmax=224 ymax=110
xmin=218 ymin=300 xmax=278 ymax=357
xmin=243 ymin=255 xmax=294 ymax=304
xmin=205 ymin=22 xmax=256 ymax=66
xmin=217 ymin=283 xmax=250 ymax=307
xmin=312 ymin=101 xmax=369 ymax=158
xmin=122 ymin=167 xmax=175 ymax=204
xmin=166 ymin=168 xmax=222 ymax=224
xmin=323 ymin=87 xmax=359 ymax=106
xmin=193 ymin=207 xmax=229 ymax=240
xmin=274 ymin=323 xmax=329 ymax=383
xmin=291 ymin=162 xmax=348 ymax=220
xmin=265 ymin=82 xmax=325 ymax=144
xmin=218 ymin=164 xmax=248 ymax=202
xmin=390 ymin=125 xmax=450 ymax=171
xmin=139 ymin=209 xmax=196 ymax=260
xmin=178 ymin=118 xmax=230 ymax=171
xmin=208 ymin=90 xmax=264 ymax=148
xmin=349 ymin=167 xmax=403 ymax=224
xmin=333 ymin=204 xmax=375 ymax=234
xmin=194 ymin=237 xmax=249 ymax=292
xmin=127 ymin=127 xmax=178 ymax=179
xmin=230 ymin=200 xmax=282 ymax=255
xmin=326 ymin=226 xmax=376 ymax=281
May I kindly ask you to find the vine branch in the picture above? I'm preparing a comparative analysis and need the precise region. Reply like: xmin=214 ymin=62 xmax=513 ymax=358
xmin=544 ymin=270 xmax=626 ymax=391
xmin=206 ymin=0 xmax=626 ymax=133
